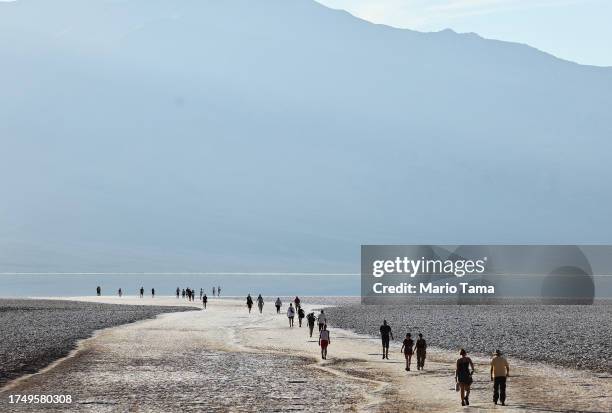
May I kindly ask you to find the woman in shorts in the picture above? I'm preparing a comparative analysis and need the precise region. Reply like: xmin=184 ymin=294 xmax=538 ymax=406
xmin=455 ymin=349 xmax=475 ymax=406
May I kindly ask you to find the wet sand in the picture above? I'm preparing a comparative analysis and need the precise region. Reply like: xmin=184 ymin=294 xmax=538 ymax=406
xmin=1 ymin=297 xmax=610 ymax=412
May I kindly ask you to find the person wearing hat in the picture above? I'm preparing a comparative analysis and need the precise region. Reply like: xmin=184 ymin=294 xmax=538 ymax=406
xmin=490 ymin=349 xmax=510 ymax=405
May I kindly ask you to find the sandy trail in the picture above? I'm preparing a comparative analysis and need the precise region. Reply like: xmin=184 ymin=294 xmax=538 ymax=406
xmin=1 ymin=297 xmax=610 ymax=412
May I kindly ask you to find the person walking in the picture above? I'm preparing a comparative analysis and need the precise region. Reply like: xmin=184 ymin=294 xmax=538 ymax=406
xmin=118 ymin=288 xmax=122 ymax=297
xmin=246 ymin=294 xmax=254 ymax=313
xmin=401 ymin=333 xmax=414 ymax=371
xmin=176 ymin=287 xmax=180 ymax=298
xmin=287 ymin=303 xmax=295 ymax=327
xmin=151 ymin=288 xmax=155 ymax=298
xmin=319 ymin=325 xmax=330 ymax=359
xmin=96 ymin=286 xmax=101 ymax=296
xmin=213 ymin=286 xmax=216 ymax=297
xmin=182 ymin=289 xmax=186 ymax=299
xmin=200 ymin=288 xmax=203 ymax=300
xmin=490 ymin=349 xmax=510 ymax=406
xmin=257 ymin=294 xmax=264 ymax=313
xmin=294 ymin=296 xmax=301 ymax=309
xmin=275 ymin=297 xmax=282 ymax=314
xmin=139 ymin=286 xmax=144 ymax=298
xmin=297 ymin=306 xmax=305 ymax=327
xmin=380 ymin=320 xmax=393 ymax=360
xmin=415 ymin=333 xmax=427 ymax=370
xmin=317 ymin=310 xmax=327 ymax=331
xmin=456 ymin=349 xmax=475 ymax=406
xmin=217 ymin=286 xmax=221 ymax=297
xmin=307 ymin=312 xmax=316 ymax=337
xmin=202 ymin=294 xmax=208 ymax=309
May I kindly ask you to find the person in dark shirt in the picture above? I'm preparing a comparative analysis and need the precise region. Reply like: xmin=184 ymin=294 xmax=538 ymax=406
xmin=307 ymin=312 xmax=316 ymax=337
xmin=379 ymin=320 xmax=393 ymax=359
xmin=415 ymin=333 xmax=427 ymax=370
xmin=139 ymin=286 xmax=144 ymax=298
xmin=456 ymin=349 xmax=475 ymax=406
xmin=401 ymin=333 xmax=414 ymax=371
xmin=151 ymin=288 xmax=155 ymax=298
xmin=257 ymin=294 xmax=264 ymax=313
xmin=202 ymin=294 xmax=208 ymax=309
xmin=246 ymin=294 xmax=253 ymax=313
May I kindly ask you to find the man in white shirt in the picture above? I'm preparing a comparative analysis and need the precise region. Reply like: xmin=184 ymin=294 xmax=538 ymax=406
xmin=287 ymin=303 xmax=295 ymax=327
xmin=317 ymin=310 xmax=327 ymax=331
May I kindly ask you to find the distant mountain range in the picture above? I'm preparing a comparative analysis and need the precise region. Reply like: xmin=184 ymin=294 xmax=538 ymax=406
xmin=1 ymin=0 xmax=611 ymax=272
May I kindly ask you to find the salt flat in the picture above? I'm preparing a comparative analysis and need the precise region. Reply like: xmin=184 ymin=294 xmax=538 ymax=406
xmin=1 ymin=297 xmax=609 ymax=412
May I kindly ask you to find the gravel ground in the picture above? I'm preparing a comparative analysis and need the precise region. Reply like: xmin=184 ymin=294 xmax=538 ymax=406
xmin=325 ymin=303 xmax=612 ymax=373
xmin=0 ymin=299 xmax=196 ymax=387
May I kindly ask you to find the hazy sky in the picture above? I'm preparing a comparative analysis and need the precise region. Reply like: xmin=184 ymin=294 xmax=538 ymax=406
xmin=317 ymin=0 xmax=612 ymax=67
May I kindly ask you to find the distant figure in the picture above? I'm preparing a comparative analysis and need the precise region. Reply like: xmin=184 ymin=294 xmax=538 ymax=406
xmin=186 ymin=288 xmax=191 ymax=301
xmin=287 ymin=303 xmax=295 ymax=327
xmin=213 ymin=286 xmax=216 ymax=297
xmin=294 ymin=296 xmax=301 ymax=309
xmin=317 ymin=310 xmax=327 ymax=332
xmin=246 ymin=294 xmax=253 ymax=313
xmin=275 ymin=297 xmax=282 ymax=314
xmin=151 ymin=288 xmax=155 ymax=298
xmin=319 ymin=325 xmax=330 ymax=359
xmin=257 ymin=294 xmax=264 ymax=313
xmin=297 ymin=307 xmax=305 ymax=327
xmin=456 ymin=349 xmax=475 ymax=406
xmin=182 ymin=289 xmax=186 ymax=299
xmin=415 ymin=333 xmax=427 ymax=370
xmin=380 ymin=320 xmax=393 ymax=360
xmin=307 ymin=312 xmax=316 ymax=337
xmin=490 ymin=349 xmax=510 ymax=406
xmin=401 ymin=333 xmax=414 ymax=371
xmin=217 ymin=286 xmax=221 ymax=297
xmin=176 ymin=287 xmax=180 ymax=298
xmin=118 ymin=288 xmax=122 ymax=297
xmin=200 ymin=288 xmax=203 ymax=300
xmin=139 ymin=286 xmax=144 ymax=298
xmin=202 ymin=294 xmax=208 ymax=309
xmin=96 ymin=286 xmax=101 ymax=296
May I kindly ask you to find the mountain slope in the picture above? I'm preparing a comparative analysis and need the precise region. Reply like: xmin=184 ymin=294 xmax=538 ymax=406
xmin=1 ymin=0 xmax=611 ymax=272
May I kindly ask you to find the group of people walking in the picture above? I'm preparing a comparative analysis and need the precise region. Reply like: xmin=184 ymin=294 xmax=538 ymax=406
xmin=247 ymin=295 xmax=331 ymax=360
xmin=174 ymin=286 xmax=220 ymax=304
xmin=96 ymin=286 xmax=157 ymax=298
xmin=379 ymin=320 xmax=510 ymax=407
xmin=97 ymin=286 xmax=213 ymax=300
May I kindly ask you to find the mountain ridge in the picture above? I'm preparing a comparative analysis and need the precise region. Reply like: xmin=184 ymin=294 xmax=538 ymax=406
xmin=1 ymin=0 xmax=611 ymax=272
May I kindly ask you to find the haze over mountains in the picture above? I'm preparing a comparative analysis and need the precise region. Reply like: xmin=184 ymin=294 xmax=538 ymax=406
xmin=1 ymin=0 xmax=611 ymax=273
